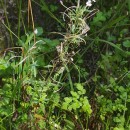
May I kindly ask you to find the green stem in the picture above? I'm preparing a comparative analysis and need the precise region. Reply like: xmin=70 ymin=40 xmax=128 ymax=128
xmin=75 ymin=110 xmax=84 ymax=130
xmin=65 ymin=64 xmax=74 ymax=91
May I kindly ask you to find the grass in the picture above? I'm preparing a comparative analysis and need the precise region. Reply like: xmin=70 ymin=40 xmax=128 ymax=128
xmin=0 ymin=0 xmax=130 ymax=129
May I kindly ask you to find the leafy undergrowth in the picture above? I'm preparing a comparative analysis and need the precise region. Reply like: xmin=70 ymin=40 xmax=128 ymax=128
xmin=0 ymin=0 xmax=130 ymax=130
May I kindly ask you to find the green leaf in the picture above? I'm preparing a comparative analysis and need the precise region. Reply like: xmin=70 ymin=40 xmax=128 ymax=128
xmin=123 ymin=40 xmax=130 ymax=48
xmin=71 ymin=102 xmax=79 ymax=110
xmin=43 ymin=38 xmax=60 ymax=47
xmin=35 ymin=27 xmax=43 ymax=36
xmin=127 ymin=0 xmax=130 ymax=11
xmin=82 ymin=97 xmax=92 ymax=115
xmin=0 ymin=59 xmax=14 ymax=77
xmin=36 ymin=55 xmax=46 ymax=67
xmin=36 ymin=38 xmax=60 ymax=52
xmin=113 ymin=127 xmax=124 ymax=130
xmin=75 ymin=83 xmax=86 ymax=94
xmin=75 ymin=83 xmax=83 ymax=91
xmin=64 ymin=97 xmax=72 ymax=104
xmin=93 ymin=11 xmax=106 ymax=26
xmin=64 ymin=119 xmax=75 ymax=129
xmin=68 ymin=105 xmax=73 ymax=111
xmin=50 ymin=4 xmax=58 ymax=12
xmin=70 ymin=91 xmax=79 ymax=98
xmin=62 ymin=102 xmax=68 ymax=110
xmin=96 ymin=12 xmax=106 ymax=21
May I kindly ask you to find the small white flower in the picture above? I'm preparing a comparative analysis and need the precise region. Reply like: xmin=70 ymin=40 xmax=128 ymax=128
xmin=54 ymin=124 xmax=59 ymax=128
xmin=34 ymin=29 xmax=38 ymax=34
xmin=86 ymin=0 xmax=92 ymax=7
xmin=72 ymin=51 xmax=75 ymax=55
xmin=70 ymin=58 xmax=73 ymax=61
xmin=86 ymin=0 xmax=96 ymax=7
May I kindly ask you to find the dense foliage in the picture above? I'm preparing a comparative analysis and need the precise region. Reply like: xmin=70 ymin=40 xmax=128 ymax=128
xmin=0 ymin=0 xmax=130 ymax=130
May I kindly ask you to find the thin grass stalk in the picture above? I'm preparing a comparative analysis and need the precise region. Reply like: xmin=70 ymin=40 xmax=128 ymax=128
xmin=0 ymin=0 xmax=14 ymax=46
xmin=17 ymin=0 xmax=22 ymax=38
xmin=28 ymin=0 xmax=36 ymax=44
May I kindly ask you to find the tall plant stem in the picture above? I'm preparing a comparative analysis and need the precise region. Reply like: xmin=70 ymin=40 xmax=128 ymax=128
xmin=1 ymin=0 xmax=14 ymax=46
xmin=65 ymin=64 xmax=74 ymax=91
